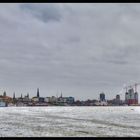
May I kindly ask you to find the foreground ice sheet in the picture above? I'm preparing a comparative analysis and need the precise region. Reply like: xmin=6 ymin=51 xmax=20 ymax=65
xmin=0 ymin=106 xmax=140 ymax=137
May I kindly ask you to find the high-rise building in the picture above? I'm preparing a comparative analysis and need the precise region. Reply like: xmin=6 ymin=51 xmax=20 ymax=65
xmin=125 ymin=91 xmax=129 ymax=102
xmin=125 ymin=88 xmax=138 ymax=105
xmin=134 ymin=92 xmax=138 ymax=104
xmin=114 ymin=94 xmax=121 ymax=105
xmin=100 ymin=93 xmax=105 ymax=101
xmin=116 ymin=95 xmax=120 ymax=100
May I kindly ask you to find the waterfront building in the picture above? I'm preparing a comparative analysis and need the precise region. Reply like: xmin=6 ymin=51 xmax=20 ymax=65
xmin=93 ymin=100 xmax=101 ymax=106
xmin=62 ymin=97 xmax=67 ymax=103
xmin=32 ymin=97 xmax=39 ymax=102
xmin=38 ymin=97 xmax=44 ymax=103
xmin=107 ymin=99 xmax=115 ymax=106
xmin=0 ymin=100 xmax=7 ymax=107
xmin=49 ymin=96 xmax=57 ymax=103
xmin=85 ymin=99 xmax=92 ymax=106
xmin=114 ymin=94 xmax=121 ymax=105
xmin=32 ymin=88 xmax=44 ymax=103
xmin=67 ymin=97 xmax=75 ymax=104
xmin=100 ymin=101 xmax=108 ymax=106
xmin=8 ymin=103 xmax=16 ymax=107
xmin=0 ymin=93 xmax=13 ymax=104
xmin=125 ymin=88 xmax=138 ymax=105
xmin=17 ymin=94 xmax=23 ymax=102
xmin=90 ymin=100 xmax=99 ymax=106
xmin=44 ymin=97 xmax=50 ymax=103
xmin=57 ymin=93 xmax=64 ymax=103
xmin=100 ymin=93 xmax=105 ymax=102
xmin=57 ymin=95 xmax=74 ymax=105
xmin=16 ymin=102 xmax=27 ymax=107
xmin=3 ymin=91 xmax=6 ymax=97
xmin=74 ymin=100 xmax=82 ymax=106
xmin=23 ymin=94 xmax=30 ymax=103
xmin=134 ymin=92 xmax=138 ymax=104
xmin=32 ymin=97 xmax=44 ymax=103
xmin=107 ymin=96 xmax=122 ymax=106
xmin=116 ymin=95 xmax=120 ymax=100
xmin=57 ymin=96 xmax=64 ymax=103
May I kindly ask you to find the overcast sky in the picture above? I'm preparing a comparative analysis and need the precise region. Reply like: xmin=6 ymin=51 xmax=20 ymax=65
xmin=0 ymin=3 xmax=140 ymax=100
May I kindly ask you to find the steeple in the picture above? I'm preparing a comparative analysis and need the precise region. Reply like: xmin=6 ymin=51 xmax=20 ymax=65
xmin=13 ymin=92 xmax=15 ymax=99
xmin=3 ymin=91 xmax=6 ymax=97
xmin=37 ymin=88 xmax=40 ymax=98
xmin=21 ymin=94 xmax=22 ymax=99
xmin=27 ymin=93 xmax=29 ymax=98
xmin=60 ymin=91 xmax=62 ymax=98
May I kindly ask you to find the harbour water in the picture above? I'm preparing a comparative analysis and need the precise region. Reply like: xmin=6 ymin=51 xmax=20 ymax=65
xmin=0 ymin=106 xmax=140 ymax=137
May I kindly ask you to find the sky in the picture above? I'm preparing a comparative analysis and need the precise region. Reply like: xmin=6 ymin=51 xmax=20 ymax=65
xmin=0 ymin=3 xmax=140 ymax=100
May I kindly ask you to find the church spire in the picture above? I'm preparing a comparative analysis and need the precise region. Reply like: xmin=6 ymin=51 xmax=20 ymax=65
xmin=37 ymin=88 xmax=40 ymax=98
xmin=27 ymin=93 xmax=29 ymax=98
xmin=13 ymin=92 xmax=15 ymax=99
xmin=60 ymin=91 xmax=62 ymax=98
xmin=3 ymin=91 xmax=6 ymax=97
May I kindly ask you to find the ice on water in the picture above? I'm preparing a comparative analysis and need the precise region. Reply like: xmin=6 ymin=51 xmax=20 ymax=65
xmin=0 ymin=106 xmax=140 ymax=137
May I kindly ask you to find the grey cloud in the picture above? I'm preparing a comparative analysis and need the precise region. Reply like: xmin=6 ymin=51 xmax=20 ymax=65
xmin=20 ymin=4 xmax=63 ymax=23
xmin=0 ymin=4 xmax=140 ymax=100
xmin=107 ymin=60 xmax=128 ymax=65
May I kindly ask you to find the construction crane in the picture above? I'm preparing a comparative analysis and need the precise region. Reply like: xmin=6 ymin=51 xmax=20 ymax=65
xmin=132 ymin=83 xmax=140 ymax=92
xmin=123 ymin=85 xmax=133 ymax=92
xmin=123 ymin=83 xmax=140 ymax=93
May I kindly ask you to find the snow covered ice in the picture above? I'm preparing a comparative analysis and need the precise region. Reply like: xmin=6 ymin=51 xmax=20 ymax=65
xmin=0 ymin=106 xmax=140 ymax=137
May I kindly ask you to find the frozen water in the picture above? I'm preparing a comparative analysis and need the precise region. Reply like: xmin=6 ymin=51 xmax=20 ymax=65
xmin=0 ymin=106 xmax=140 ymax=137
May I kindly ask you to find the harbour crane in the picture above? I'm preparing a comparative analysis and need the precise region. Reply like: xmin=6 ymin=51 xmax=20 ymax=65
xmin=133 ymin=83 xmax=140 ymax=93
xmin=123 ymin=85 xmax=132 ymax=92
xmin=123 ymin=83 xmax=140 ymax=93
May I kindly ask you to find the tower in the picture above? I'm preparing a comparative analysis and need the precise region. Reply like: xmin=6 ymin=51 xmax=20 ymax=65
xmin=37 ymin=88 xmax=40 ymax=98
xmin=100 ymin=92 xmax=105 ymax=102
xmin=21 ymin=94 xmax=22 ymax=99
xmin=13 ymin=92 xmax=15 ymax=99
xmin=128 ymin=88 xmax=135 ymax=105
xmin=134 ymin=92 xmax=138 ymax=104
xmin=27 ymin=93 xmax=29 ymax=98
xmin=116 ymin=95 xmax=120 ymax=100
xmin=134 ymin=83 xmax=139 ymax=104
xmin=60 ymin=91 xmax=62 ymax=98
xmin=125 ymin=92 xmax=128 ymax=103
xmin=3 ymin=91 xmax=6 ymax=97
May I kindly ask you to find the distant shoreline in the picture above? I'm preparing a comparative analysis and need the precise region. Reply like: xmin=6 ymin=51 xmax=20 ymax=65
xmin=4 ymin=105 xmax=140 ymax=107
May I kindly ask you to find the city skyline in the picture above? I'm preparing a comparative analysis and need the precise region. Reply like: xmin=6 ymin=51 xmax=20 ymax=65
xmin=1 ymin=4 xmax=140 ymax=100
xmin=0 ymin=86 xmax=137 ymax=102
